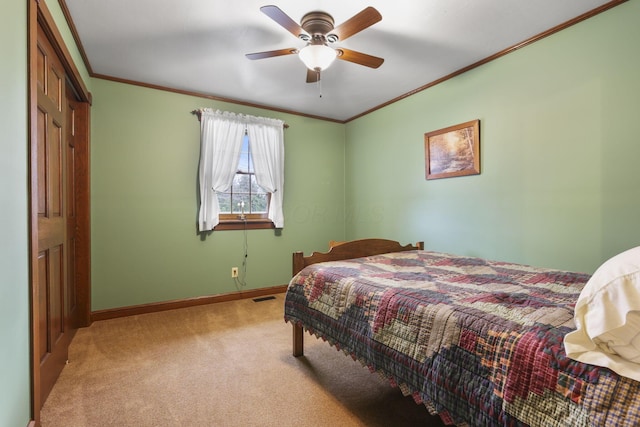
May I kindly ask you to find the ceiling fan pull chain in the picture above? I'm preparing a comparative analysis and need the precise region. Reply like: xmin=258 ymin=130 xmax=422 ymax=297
xmin=317 ymin=69 xmax=322 ymax=98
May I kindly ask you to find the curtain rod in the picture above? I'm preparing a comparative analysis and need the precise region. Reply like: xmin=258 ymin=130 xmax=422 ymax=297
xmin=191 ymin=110 xmax=289 ymax=128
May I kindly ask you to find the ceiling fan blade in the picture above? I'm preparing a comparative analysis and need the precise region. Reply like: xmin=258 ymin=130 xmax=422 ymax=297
xmin=246 ymin=48 xmax=298 ymax=60
xmin=260 ymin=5 xmax=308 ymax=39
xmin=306 ymin=68 xmax=320 ymax=83
xmin=330 ymin=7 xmax=382 ymax=41
xmin=336 ymin=48 xmax=384 ymax=68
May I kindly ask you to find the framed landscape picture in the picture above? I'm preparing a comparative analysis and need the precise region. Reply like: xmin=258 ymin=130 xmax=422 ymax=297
xmin=424 ymin=119 xmax=480 ymax=180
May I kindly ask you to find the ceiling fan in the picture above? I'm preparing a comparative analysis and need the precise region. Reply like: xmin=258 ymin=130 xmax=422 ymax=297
xmin=246 ymin=5 xmax=384 ymax=83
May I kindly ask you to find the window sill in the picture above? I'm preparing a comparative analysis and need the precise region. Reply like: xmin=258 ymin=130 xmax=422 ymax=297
xmin=214 ymin=219 xmax=275 ymax=231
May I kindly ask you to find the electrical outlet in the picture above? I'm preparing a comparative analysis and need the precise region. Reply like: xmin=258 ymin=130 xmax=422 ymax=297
xmin=231 ymin=267 xmax=239 ymax=278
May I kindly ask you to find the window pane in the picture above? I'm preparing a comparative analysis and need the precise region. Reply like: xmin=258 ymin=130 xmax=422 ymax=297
xmin=251 ymin=193 xmax=268 ymax=213
xmin=238 ymin=152 xmax=250 ymax=173
xmin=233 ymin=174 xmax=250 ymax=192
xmin=238 ymin=135 xmax=252 ymax=173
xmin=250 ymin=174 xmax=260 ymax=189
xmin=247 ymin=152 xmax=254 ymax=173
xmin=218 ymin=192 xmax=231 ymax=213
xmin=234 ymin=194 xmax=250 ymax=215
xmin=249 ymin=175 xmax=266 ymax=213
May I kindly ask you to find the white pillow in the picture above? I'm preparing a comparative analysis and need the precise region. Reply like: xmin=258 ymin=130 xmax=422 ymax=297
xmin=564 ymin=246 xmax=640 ymax=381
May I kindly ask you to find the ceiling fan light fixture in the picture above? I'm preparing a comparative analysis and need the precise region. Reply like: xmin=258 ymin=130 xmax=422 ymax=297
xmin=298 ymin=44 xmax=337 ymax=71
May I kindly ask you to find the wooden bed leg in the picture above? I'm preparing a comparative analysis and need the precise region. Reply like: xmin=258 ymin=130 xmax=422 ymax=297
xmin=292 ymin=323 xmax=304 ymax=357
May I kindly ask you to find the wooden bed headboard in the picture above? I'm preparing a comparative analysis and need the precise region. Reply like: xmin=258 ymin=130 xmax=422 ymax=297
xmin=292 ymin=238 xmax=424 ymax=276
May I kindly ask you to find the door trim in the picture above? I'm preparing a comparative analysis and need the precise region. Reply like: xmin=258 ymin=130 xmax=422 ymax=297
xmin=28 ymin=0 xmax=91 ymax=424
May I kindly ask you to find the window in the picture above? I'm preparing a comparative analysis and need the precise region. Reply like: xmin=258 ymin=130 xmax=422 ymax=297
xmin=197 ymin=109 xmax=284 ymax=232
xmin=216 ymin=135 xmax=273 ymax=230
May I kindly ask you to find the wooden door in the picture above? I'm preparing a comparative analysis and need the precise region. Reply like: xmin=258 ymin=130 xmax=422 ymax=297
xmin=66 ymin=88 xmax=80 ymax=330
xmin=35 ymin=22 xmax=75 ymax=405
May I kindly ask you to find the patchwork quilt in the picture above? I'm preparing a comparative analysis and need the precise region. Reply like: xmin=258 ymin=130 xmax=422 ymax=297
xmin=284 ymin=250 xmax=640 ymax=426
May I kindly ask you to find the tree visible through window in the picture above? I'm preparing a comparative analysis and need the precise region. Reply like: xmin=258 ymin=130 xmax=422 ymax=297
xmin=218 ymin=134 xmax=269 ymax=221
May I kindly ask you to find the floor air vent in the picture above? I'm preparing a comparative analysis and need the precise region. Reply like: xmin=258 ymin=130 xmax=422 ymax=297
xmin=253 ymin=296 xmax=276 ymax=302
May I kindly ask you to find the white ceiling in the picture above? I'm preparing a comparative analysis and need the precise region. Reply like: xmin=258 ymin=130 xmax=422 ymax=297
xmin=63 ymin=0 xmax=617 ymax=122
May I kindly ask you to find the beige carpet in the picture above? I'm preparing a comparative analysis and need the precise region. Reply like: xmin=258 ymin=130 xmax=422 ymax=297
xmin=41 ymin=294 xmax=446 ymax=426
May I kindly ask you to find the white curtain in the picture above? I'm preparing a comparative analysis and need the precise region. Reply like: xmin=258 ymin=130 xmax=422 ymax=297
xmin=197 ymin=109 xmax=285 ymax=231
xmin=198 ymin=110 xmax=245 ymax=231
xmin=246 ymin=115 xmax=285 ymax=228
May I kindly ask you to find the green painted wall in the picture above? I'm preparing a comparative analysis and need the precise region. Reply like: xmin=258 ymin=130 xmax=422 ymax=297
xmin=345 ymin=1 xmax=640 ymax=274
xmin=0 ymin=2 xmax=30 ymax=426
xmin=90 ymin=79 xmax=345 ymax=310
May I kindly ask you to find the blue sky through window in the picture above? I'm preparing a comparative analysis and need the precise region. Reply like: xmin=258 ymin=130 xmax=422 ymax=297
xmin=238 ymin=134 xmax=253 ymax=173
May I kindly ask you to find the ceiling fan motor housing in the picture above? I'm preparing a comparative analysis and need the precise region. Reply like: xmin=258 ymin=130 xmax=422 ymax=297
xmin=300 ymin=11 xmax=337 ymax=42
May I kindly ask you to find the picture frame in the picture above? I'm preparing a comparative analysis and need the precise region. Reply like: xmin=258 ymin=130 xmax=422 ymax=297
xmin=424 ymin=119 xmax=480 ymax=180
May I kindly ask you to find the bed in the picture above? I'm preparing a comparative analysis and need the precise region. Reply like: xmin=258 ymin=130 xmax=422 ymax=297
xmin=283 ymin=238 xmax=640 ymax=426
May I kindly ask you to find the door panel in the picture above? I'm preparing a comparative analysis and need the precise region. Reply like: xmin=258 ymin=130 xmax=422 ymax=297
xmin=49 ymin=120 xmax=63 ymax=216
xmin=37 ymin=252 xmax=48 ymax=362
xmin=36 ymin=22 xmax=72 ymax=405
xmin=49 ymin=245 xmax=64 ymax=346
xmin=47 ymin=63 xmax=62 ymax=110
xmin=37 ymin=108 xmax=47 ymax=212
